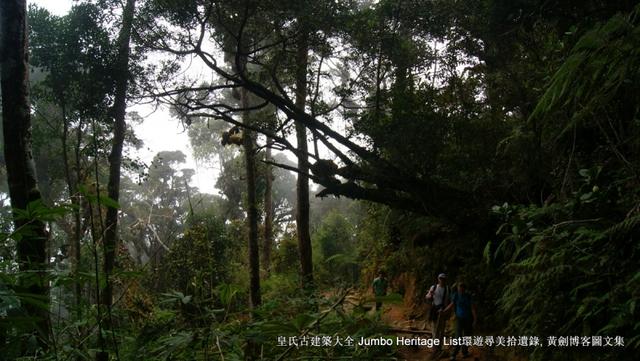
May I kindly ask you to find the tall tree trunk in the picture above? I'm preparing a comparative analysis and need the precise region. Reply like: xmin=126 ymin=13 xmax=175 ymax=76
xmin=262 ymin=137 xmax=274 ymax=276
xmin=294 ymin=29 xmax=313 ymax=287
xmin=233 ymin=28 xmax=261 ymax=312
xmin=73 ymin=119 xmax=83 ymax=314
xmin=97 ymin=0 xmax=135 ymax=360
xmin=61 ymin=104 xmax=83 ymax=316
xmin=241 ymin=86 xmax=262 ymax=310
xmin=0 ymin=0 xmax=50 ymax=350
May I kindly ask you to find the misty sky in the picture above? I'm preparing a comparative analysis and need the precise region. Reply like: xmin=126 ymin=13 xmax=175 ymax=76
xmin=30 ymin=0 xmax=218 ymax=194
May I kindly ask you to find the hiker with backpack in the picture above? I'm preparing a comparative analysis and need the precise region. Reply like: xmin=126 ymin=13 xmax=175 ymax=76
xmin=425 ymin=273 xmax=451 ymax=349
xmin=443 ymin=281 xmax=477 ymax=360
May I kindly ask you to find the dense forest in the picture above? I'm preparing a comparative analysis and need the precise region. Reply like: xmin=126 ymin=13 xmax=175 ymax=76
xmin=1 ymin=0 xmax=638 ymax=360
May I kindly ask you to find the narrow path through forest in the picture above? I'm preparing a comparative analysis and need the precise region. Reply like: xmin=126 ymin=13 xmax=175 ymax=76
xmin=379 ymin=300 xmax=483 ymax=361
xmin=336 ymin=289 xmax=496 ymax=361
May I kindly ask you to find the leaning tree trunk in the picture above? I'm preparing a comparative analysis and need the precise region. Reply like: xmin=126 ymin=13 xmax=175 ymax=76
xmin=294 ymin=29 xmax=313 ymax=287
xmin=0 ymin=0 xmax=50 ymax=350
xmin=97 ymin=0 xmax=135 ymax=360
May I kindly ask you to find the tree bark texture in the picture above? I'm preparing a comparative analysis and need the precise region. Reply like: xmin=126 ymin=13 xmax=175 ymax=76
xmin=294 ymin=29 xmax=313 ymax=287
xmin=0 ymin=0 xmax=50 ymax=349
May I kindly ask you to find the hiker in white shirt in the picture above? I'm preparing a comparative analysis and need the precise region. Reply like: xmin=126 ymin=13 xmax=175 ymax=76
xmin=425 ymin=273 xmax=451 ymax=348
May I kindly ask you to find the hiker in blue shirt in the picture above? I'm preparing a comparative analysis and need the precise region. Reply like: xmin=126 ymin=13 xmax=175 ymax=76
xmin=442 ymin=281 xmax=477 ymax=360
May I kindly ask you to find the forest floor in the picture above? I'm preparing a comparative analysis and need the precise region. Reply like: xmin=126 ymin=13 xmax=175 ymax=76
xmin=334 ymin=290 xmax=516 ymax=360
xmin=379 ymin=301 xmax=484 ymax=361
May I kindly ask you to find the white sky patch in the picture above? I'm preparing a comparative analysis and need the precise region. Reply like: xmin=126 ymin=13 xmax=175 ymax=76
xmin=130 ymin=104 xmax=217 ymax=194
xmin=30 ymin=0 xmax=71 ymax=16
xmin=30 ymin=0 xmax=218 ymax=195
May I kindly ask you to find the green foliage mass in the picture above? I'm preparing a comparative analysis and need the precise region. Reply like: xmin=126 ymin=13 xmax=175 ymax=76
xmin=159 ymin=213 xmax=234 ymax=302
xmin=488 ymin=7 xmax=640 ymax=360
xmin=312 ymin=210 xmax=360 ymax=287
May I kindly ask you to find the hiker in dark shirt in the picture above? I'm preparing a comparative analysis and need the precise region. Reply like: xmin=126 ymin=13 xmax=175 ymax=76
xmin=372 ymin=271 xmax=388 ymax=311
xmin=443 ymin=282 xmax=477 ymax=360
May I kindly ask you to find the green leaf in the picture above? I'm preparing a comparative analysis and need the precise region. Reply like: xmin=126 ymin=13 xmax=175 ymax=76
xmin=292 ymin=313 xmax=315 ymax=330
xmin=483 ymin=241 xmax=492 ymax=265
xmin=578 ymin=168 xmax=590 ymax=177
xmin=580 ymin=192 xmax=593 ymax=201
xmin=98 ymin=195 xmax=120 ymax=209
